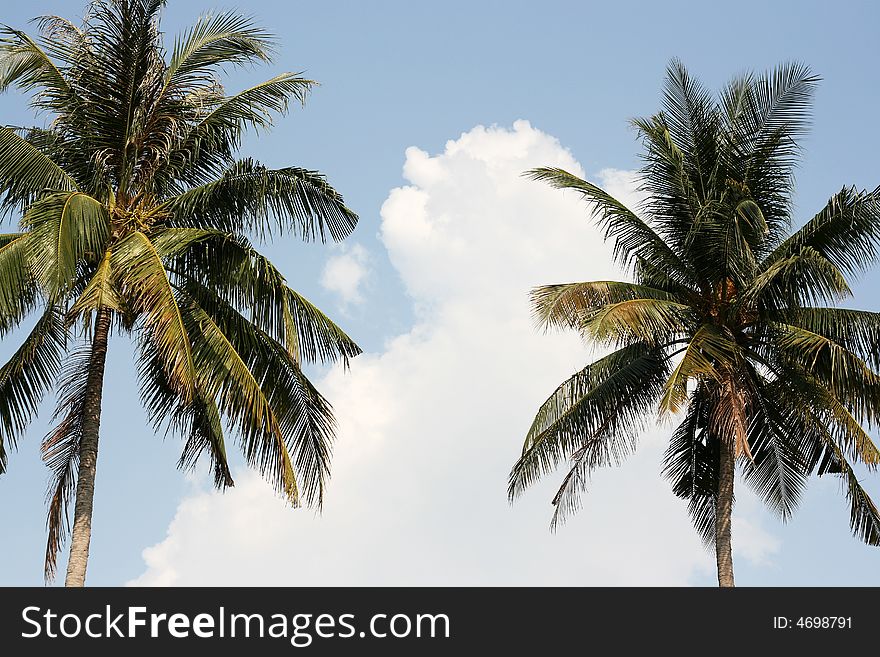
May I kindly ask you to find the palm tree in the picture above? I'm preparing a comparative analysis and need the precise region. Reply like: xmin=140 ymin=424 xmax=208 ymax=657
xmin=0 ymin=0 xmax=361 ymax=586
xmin=509 ymin=60 xmax=880 ymax=587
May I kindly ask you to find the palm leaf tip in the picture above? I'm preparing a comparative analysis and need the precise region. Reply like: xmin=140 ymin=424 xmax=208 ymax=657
xmin=523 ymin=166 xmax=580 ymax=188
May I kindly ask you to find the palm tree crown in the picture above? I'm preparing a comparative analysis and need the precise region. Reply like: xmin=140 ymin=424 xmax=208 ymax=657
xmin=0 ymin=0 xmax=361 ymax=584
xmin=509 ymin=60 xmax=880 ymax=586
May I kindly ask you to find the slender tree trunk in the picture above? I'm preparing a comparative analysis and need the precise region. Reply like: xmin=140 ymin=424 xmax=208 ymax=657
xmin=64 ymin=308 xmax=112 ymax=587
xmin=715 ymin=436 xmax=736 ymax=587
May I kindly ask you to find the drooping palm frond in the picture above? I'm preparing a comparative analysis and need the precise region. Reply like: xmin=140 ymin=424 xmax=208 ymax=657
xmin=509 ymin=342 xmax=669 ymax=503
xmin=157 ymin=228 xmax=361 ymax=365
xmin=42 ymin=345 xmax=92 ymax=581
xmin=136 ymin=336 xmax=235 ymax=491
xmin=0 ymin=305 xmax=67 ymax=472
xmin=21 ymin=191 xmax=110 ymax=298
xmin=111 ymin=231 xmax=196 ymax=399
xmin=0 ymin=25 xmax=79 ymax=115
xmin=762 ymin=323 xmax=880 ymax=427
xmin=737 ymin=371 xmax=810 ymax=522
xmin=178 ymin=280 xmax=337 ymax=506
xmin=177 ymin=389 xmax=234 ymax=489
xmin=659 ymin=324 xmax=737 ymax=415
xmin=282 ymin=288 xmax=362 ymax=366
xmin=793 ymin=380 xmax=880 ymax=545
xmin=67 ymin=249 xmax=123 ymax=325
xmin=662 ymin=384 xmax=719 ymax=544
xmin=766 ymin=307 xmax=880 ymax=370
xmin=579 ymin=298 xmax=693 ymax=348
xmin=0 ymin=126 xmax=78 ymax=212
xmin=0 ymin=233 xmax=39 ymax=334
xmin=775 ymin=367 xmax=880 ymax=469
xmin=165 ymin=158 xmax=358 ymax=242
xmin=182 ymin=295 xmax=299 ymax=503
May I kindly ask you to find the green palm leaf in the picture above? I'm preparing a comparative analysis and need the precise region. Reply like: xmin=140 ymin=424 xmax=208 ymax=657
xmin=0 ymin=126 xmax=77 ymax=210
xmin=165 ymin=158 xmax=358 ymax=242
xmin=21 ymin=191 xmax=110 ymax=298
xmin=165 ymin=11 xmax=272 ymax=86
xmin=111 ymin=232 xmax=196 ymax=399
xmin=0 ymin=233 xmax=39 ymax=334
xmin=509 ymin=343 xmax=668 ymax=502
xmin=0 ymin=306 xmax=67 ymax=471
xmin=526 ymin=166 xmax=694 ymax=284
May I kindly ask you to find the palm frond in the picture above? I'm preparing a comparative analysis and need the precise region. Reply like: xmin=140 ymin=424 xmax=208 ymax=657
xmin=111 ymin=231 xmax=195 ymax=400
xmin=840 ymin=463 xmax=880 ymax=545
xmin=525 ymin=166 xmax=694 ymax=284
xmin=165 ymin=158 xmax=358 ymax=242
xmin=578 ymin=298 xmax=692 ymax=348
xmin=41 ymin=345 xmax=91 ymax=581
xmin=777 ymin=367 xmax=880 ymax=469
xmin=509 ymin=342 xmax=668 ymax=501
xmin=283 ymin=288 xmax=362 ymax=366
xmin=161 ymin=73 xmax=314 ymax=187
xmin=0 ymin=25 xmax=77 ymax=110
xmin=165 ymin=10 xmax=272 ymax=86
xmin=530 ymin=280 xmax=685 ymax=332
xmin=659 ymin=325 xmax=736 ymax=415
xmin=68 ymin=249 xmax=123 ymax=325
xmin=732 ymin=62 xmax=817 ymax=167
xmin=191 ymin=72 xmax=311 ymax=137
xmin=767 ymin=307 xmax=880 ymax=370
xmin=158 ymin=228 xmax=361 ymax=365
xmin=739 ymin=373 xmax=810 ymax=521
xmin=0 ymin=233 xmax=39 ymax=335
xmin=763 ymin=186 xmax=880 ymax=278
xmin=137 ymin=340 xmax=235 ymax=491
xmin=0 ymin=126 xmax=78 ymax=211
xmin=662 ymin=385 xmax=719 ymax=544
xmin=0 ymin=305 xmax=67 ymax=472
xmin=767 ymin=322 xmax=880 ymax=427
xmin=797 ymin=391 xmax=880 ymax=545
xmin=745 ymin=245 xmax=851 ymax=309
xmin=176 ymin=389 xmax=235 ymax=490
xmin=21 ymin=191 xmax=110 ymax=298
xmin=176 ymin=282 xmax=338 ymax=506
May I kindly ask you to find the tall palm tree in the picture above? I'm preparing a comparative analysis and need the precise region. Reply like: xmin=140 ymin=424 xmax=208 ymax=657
xmin=0 ymin=0 xmax=361 ymax=586
xmin=509 ymin=60 xmax=880 ymax=587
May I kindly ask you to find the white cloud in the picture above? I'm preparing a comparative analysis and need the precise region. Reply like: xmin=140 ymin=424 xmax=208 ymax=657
xmin=130 ymin=120 xmax=775 ymax=587
xmin=320 ymin=243 xmax=370 ymax=307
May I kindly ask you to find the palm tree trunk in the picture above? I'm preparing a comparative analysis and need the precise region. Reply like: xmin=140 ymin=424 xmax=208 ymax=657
xmin=64 ymin=308 xmax=112 ymax=587
xmin=715 ymin=436 xmax=735 ymax=587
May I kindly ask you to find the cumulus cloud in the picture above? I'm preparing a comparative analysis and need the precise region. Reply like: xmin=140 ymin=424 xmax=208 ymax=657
xmin=320 ymin=243 xmax=371 ymax=307
xmin=130 ymin=120 xmax=776 ymax=586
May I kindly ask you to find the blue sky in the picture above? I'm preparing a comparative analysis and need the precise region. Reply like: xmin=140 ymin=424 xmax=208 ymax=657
xmin=1 ymin=0 xmax=879 ymax=586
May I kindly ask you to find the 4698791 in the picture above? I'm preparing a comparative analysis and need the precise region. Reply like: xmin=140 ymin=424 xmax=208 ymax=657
xmin=797 ymin=617 xmax=851 ymax=629
xmin=774 ymin=617 xmax=852 ymax=629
